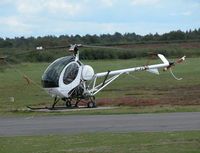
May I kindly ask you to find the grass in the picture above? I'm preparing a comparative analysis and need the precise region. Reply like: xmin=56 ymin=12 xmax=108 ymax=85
xmin=0 ymin=55 xmax=200 ymax=153
xmin=1 ymin=105 xmax=200 ymax=117
xmin=0 ymin=131 xmax=200 ymax=153
xmin=0 ymin=57 xmax=200 ymax=116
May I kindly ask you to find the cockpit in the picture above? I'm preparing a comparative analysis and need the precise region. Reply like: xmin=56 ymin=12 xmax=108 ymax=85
xmin=42 ymin=56 xmax=75 ymax=88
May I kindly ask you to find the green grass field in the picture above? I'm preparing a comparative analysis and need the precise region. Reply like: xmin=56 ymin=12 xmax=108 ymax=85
xmin=0 ymin=57 xmax=199 ymax=116
xmin=1 ymin=131 xmax=200 ymax=153
xmin=0 ymin=55 xmax=200 ymax=153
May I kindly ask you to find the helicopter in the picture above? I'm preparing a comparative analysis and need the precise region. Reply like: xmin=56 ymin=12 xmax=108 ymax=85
xmin=34 ymin=44 xmax=186 ymax=108
xmin=1 ymin=44 xmax=186 ymax=109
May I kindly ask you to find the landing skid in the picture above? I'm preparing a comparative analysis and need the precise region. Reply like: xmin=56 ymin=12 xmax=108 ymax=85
xmin=26 ymin=106 xmax=49 ymax=110
xmin=27 ymin=96 xmax=96 ymax=110
xmin=26 ymin=105 xmax=89 ymax=110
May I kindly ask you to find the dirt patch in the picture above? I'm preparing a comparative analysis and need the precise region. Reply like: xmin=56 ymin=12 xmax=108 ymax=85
xmin=97 ymin=97 xmax=172 ymax=106
xmin=98 ymin=84 xmax=200 ymax=106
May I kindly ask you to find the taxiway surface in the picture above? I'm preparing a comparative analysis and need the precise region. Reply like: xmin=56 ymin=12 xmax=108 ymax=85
xmin=0 ymin=112 xmax=200 ymax=137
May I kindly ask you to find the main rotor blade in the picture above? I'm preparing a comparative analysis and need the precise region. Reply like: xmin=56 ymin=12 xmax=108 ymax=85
xmin=36 ymin=44 xmax=134 ymax=51
xmin=0 ymin=50 xmax=40 ymax=60
xmin=0 ymin=45 xmax=71 ymax=61
xmin=36 ymin=45 xmax=70 ymax=50
xmin=81 ymin=44 xmax=132 ymax=51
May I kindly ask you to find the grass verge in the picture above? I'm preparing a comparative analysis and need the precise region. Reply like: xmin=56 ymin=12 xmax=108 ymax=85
xmin=0 ymin=131 xmax=200 ymax=153
xmin=1 ymin=105 xmax=200 ymax=117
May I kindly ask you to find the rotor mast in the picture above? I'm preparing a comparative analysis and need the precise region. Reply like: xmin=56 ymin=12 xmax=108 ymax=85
xmin=69 ymin=44 xmax=82 ymax=61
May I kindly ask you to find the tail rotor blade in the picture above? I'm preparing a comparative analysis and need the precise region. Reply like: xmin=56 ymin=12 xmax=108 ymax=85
xmin=177 ymin=56 xmax=186 ymax=63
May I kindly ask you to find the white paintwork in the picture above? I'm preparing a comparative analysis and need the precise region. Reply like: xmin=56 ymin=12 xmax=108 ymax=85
xmin=95 ymin=54 xmax=169 ymax=78
xmin=43 ymin=88 xmax=64 ymax=98
xmin=43 ymin=62 xmax=82 ymax=98
xmin=59 ymin=62 xmax=82 ymax=97
xmin=82 ymin=65 xmax=94 ymax=81
xmin=43 ymin=54 xmax=170 ymax=98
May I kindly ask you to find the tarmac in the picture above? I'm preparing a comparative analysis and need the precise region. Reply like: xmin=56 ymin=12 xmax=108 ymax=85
xmin=0 ymin=112 xmax=200 ymax=137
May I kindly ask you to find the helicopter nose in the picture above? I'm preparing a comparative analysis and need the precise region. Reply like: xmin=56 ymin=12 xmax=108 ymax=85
xmin=43 ymin=88 xmax=63 ymax=98
xmin=42 ymin=79 xmax=59 ymax=88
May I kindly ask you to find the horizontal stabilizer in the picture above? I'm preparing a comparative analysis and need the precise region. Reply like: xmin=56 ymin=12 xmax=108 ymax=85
xmin=146 ymin=68 xmax=159 ymax=75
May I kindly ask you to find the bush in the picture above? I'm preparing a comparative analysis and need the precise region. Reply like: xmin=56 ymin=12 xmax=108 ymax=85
xmin=1 ymin=43 xmax=200 ymax=63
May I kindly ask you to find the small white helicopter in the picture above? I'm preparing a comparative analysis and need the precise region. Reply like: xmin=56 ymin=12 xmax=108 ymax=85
xmin=34 ymin=44 xmax=186 ymax=108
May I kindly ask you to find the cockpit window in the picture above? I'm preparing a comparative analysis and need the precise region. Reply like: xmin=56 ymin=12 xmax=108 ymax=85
xmin=42 ymin=56 xmax=74 ymax=88
xmin=63 ymin=63 xmax=79 ymax=85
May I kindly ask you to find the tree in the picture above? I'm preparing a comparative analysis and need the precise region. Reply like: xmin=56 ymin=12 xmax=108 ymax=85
xmin=0 ymin=38 xmax=13 ymax=48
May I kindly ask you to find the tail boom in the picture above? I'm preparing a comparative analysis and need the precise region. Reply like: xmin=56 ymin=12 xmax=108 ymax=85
xmin=95 ymin=54 xmax=170 ymax=78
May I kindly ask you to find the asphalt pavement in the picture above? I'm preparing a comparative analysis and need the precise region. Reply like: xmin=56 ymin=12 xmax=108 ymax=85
xmin=0 ymin=112 xmax=200 ymax=137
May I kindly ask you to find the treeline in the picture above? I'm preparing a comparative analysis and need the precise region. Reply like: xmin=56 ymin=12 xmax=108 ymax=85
xmin=0 ymin=29 xmax=200 ymax=63
xmin=3 ymin=44 xmax=199 ymax=63
xmin=0 ymin=28 xmax=200 ymax=49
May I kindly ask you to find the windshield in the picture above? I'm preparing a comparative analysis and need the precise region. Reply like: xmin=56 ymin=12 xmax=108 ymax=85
xmin=42 ymin=56 xmax=74 ymax=88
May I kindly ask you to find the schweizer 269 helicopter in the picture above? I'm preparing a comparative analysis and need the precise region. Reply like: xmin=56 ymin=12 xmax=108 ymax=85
xmin=33 ymin=44 xmax=186 ymax=108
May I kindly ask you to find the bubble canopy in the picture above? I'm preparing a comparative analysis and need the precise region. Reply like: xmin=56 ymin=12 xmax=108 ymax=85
xmin=42 ymin=56 xmax=74 ymax=88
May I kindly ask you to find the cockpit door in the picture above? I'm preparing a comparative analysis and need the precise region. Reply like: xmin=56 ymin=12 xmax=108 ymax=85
xmin=63 ymin=63 xmax=79 ymax=85
xmin=59 ymin=62 xmax=82 ymax=97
